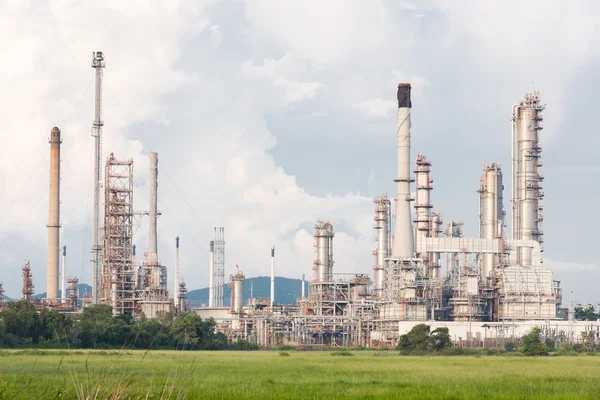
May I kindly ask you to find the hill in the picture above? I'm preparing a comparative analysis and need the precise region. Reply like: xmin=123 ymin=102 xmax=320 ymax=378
xmin=187 ymin=276 xmax=302 ymax=307
xmin=33 ymin=283 xmax=92 ymax=300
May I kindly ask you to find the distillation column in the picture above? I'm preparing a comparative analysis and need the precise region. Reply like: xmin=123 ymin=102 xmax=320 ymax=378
xmin=270 ymin=246 xmax=275 ymax=308
xmin=392 ymin=83 xmax=414 ymax=259
xmin=512 ymin=91 xmax=545 ymax=265
xmin=91 ymin=51 xmax=105 ymax=304
xmin=478 ymin=164 xmax=504 ymax=279
xmin=313 ymin=220 xmax=334 ymax=282
xmin=174 ymin=237 xmax=180 ymax=308
xmin=47 ymin=127 xmax=61 ymax=302
xmin=149 ymin=152 xmax=158 ymax=260
xmin=373 ymin=195 xmax=391 ymax=294
xmin=209 ymin=240 xmax=214 ymax=307
xmin=61 ymin=246 xmax=67 ymax=303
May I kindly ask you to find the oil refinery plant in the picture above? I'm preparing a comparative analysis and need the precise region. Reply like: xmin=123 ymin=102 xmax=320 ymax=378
xmin=8 ymin=50 xmax=596 ymax=348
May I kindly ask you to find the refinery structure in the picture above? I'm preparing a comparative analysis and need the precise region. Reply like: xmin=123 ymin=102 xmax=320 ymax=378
xmin=7 ymin=50 xmax=597 ymax=348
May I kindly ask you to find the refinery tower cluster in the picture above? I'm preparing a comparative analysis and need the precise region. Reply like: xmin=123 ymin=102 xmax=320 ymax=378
xmin=1 ymin=51 xmax=571 ymax=347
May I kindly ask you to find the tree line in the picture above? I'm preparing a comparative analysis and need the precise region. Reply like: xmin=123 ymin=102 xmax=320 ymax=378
xmin=0 ymin=301 xmax=254 ymax=350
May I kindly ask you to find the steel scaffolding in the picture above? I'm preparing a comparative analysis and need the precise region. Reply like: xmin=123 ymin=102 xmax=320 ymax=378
xmin=102 ymin=153 xmax=136 ymax=315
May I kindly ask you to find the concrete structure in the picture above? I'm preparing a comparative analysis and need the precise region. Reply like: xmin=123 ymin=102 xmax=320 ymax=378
xmin=91 ymin=51 xmax=105 ymax=305
xmin=391 ymin=83 xmax=414 ymax=259
xmin=46 ymin=127 xmax=61 ymax=302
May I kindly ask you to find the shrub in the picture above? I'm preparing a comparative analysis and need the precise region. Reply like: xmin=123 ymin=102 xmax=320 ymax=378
xmin=279 ymin=351 xmax=290 ymax=357
xmin=277 ymin=344 xmax=296 ymax=351
xmin=504 ymin=341 xmax=517 ymax=352
xmin=331 ymin=349 xmax=353 ymax=357
xmin=521 ymin=327 xmax=548 ymax=356
xmin=231 ymin=340 xmax=259 ymax=351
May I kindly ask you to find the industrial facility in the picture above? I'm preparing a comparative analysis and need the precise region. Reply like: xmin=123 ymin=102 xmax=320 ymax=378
xmin=6 ymin=50 xmax=599 ymax=348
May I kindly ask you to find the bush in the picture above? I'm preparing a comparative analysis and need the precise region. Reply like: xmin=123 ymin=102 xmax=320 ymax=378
xmin=279 ymin=351 xmax=290 ymax=356
xmin=396 ymin=324 xmax=452 ymax=354
xmin=521 ymin=327 xmax=548 ymax=356
xmin=331 ymin=349 xmax=353 ymax=357
xmin=230 ymin=340 xmax=259 ymax=351
xmin=277 ymin=344 xmax=296 ymax=351
xmin=504 ymin=341 xmax=517 ymax=352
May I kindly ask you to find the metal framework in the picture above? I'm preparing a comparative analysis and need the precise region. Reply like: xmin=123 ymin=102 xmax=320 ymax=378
xmin=102 ymin=153 xmax=135 ymax=315
xmin=22 ymin=261 xmax=34 ymax=301
xmin=213 ymin=227 xmax=225 ymax=307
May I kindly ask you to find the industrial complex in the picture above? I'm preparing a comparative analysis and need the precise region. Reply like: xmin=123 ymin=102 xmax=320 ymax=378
xmin=3 ymin=51 xmax=598 ymax=348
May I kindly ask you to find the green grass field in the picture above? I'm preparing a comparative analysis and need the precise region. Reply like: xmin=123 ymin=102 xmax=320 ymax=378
xmin=0 ymin=350 xmax=599 ymax=399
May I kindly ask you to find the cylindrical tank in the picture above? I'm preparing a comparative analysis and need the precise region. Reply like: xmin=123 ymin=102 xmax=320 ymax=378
xmin=392 ymin=83 xmax=414 ymax=259
xmin=479 ymin=163 xmax=504 ymax=278
xmin=231 ymin=271 xmax=245 ymax=314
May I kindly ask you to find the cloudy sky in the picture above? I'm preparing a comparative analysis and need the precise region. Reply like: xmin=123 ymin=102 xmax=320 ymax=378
xmin=0 ymin=0 xmax=598 ymax=303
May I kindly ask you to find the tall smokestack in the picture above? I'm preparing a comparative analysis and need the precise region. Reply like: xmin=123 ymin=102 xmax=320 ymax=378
xmin=209 ymin=240 xmax=214 ymax=307
xmin=301 ymin=273 xmax=305 ymax=299
xmin=391 ymin=83 xmax=414 ymax=259
xmin=61 ymin=246 xmax=67 ymax=303
xmin=270 ymin=246 xmax=275 ymax=308
xmin=174 ymin=237 xmax=180 ymax=307
xmin=47 ymin=127 xmax=61 ymax=302
xmin=149 ymin=152 xmax=158 ymax=258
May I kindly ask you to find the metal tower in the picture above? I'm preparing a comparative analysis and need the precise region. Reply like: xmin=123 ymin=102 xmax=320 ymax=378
xmin=22 ymin=261 xmax=34 ymax=301
xmin=213 ymin=227 xmax=225 ymax=307
xmin=91 ymin=51 xmax=105 ymax=304
xmin=372 ymin=195 xmax=391 ymax=295
xmin=102 ymin=153 xmax=135 ymax=315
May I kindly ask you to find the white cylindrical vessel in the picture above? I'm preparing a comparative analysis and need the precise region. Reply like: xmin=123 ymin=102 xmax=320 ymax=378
xmin=61 ymin=246 xmax=67 ymax=303
xmin=174 ymin=237 xmax=180 ymax=307
xmin=512 ymin=91 xmax=544 ymax=265
xmin=209 ymin=241 xmax=214 ymax=307
xmin=270 ymin=246 xmax=275 ymax=308
xmin=479 ymin=163 xmax=504 ymax=278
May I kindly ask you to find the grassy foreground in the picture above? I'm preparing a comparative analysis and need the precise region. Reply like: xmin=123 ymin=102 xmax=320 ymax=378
xmin=0 ymin=350 xmax=599 ymax=399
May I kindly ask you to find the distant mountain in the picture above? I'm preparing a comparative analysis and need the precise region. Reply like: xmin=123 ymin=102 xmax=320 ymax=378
xmin=187 ymin=276 xmax=303 ymax=307
xmin=33 ymin=283 xmax=92 ymax=300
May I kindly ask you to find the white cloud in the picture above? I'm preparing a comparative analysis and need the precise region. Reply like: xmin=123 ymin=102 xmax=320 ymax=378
xmin=353 ymin=98 xmax=396 ymax=119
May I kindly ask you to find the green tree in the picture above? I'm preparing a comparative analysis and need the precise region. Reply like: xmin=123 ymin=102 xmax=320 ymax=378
xmin=521 ymin=327 xmax=548 ymax=356
xmin=397 ymin=324 xmax=431 ymax=353
xmin=170 ymin=312 xmax=204 ymax=349
xmin=574 ymin=306 xmax=599 ymax=321
xmin=430 ymin=327 xmax=451 ymax=350
xmin=2 ymin=301 xmax=39 ymax=343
